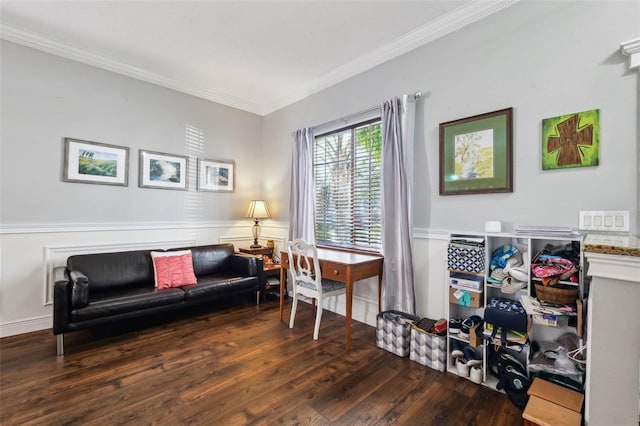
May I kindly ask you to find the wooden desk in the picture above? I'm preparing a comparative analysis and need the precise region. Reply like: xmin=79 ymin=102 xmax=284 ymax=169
xmin=279 ymin=248 xmax=384 ymax=351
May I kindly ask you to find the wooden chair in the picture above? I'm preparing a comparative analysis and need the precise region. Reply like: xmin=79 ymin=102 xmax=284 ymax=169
xmin=288 ymin=239 xmax=346 ymax=340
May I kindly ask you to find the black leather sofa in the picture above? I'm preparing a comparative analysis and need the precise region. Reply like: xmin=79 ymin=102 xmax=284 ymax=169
xmin=53 ymin=243 xmax=263 ymax=355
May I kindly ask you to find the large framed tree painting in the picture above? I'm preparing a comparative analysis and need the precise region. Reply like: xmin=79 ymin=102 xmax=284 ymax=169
xmin=542 ymin=109 xmax=599 ymax=170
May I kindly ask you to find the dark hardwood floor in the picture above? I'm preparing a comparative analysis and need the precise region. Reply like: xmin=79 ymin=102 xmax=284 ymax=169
xmin=0 ymin=296 xmax=523 ymax=425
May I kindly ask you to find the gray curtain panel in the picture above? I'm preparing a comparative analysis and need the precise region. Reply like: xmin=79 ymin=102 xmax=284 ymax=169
xmin=288 ymin=128 xmax=316 ymax=244
xmin=381 ymin=95 xmax=417 ymax=314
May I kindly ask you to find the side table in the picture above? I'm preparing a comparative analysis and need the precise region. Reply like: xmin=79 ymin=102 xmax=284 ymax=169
xmin=240 ymin=247 xmax=281 ymax=300
xmin=239 ymin=246 xmax=274 ymax=257
xmin=262 ymin=262 xmax=282 ymax=300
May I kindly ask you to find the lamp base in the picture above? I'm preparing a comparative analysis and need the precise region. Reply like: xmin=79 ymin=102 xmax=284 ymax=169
xmin=251 ymin=220 xmax=262 ymax=249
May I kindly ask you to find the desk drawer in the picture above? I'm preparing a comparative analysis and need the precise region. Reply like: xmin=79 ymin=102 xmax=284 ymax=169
xmin=321 ymin=262 xmax=346 ymax=281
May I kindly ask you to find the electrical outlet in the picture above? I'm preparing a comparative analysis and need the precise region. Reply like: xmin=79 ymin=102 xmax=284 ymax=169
xmin=579 ymin=210 xmax=630 ymax=232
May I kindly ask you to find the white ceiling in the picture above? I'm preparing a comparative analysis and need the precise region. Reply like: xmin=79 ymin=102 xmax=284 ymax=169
xmin=0 ymin=1 xmax=517 ymax=115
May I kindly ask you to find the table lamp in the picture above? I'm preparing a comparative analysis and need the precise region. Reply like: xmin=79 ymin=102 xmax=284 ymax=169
xmin=246 ymin=200 xmax=271 ymax=248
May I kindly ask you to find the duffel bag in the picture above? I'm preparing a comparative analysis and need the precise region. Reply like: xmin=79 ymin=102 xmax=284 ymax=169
xmin=484 ymin=297 xmax=528 ymax=346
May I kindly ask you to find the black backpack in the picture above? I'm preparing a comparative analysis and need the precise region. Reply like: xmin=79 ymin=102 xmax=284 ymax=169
xmin=489 ymin=347 xmax=532 ymax=409
xmin=484 ymin=297 xmax=528 ymax=346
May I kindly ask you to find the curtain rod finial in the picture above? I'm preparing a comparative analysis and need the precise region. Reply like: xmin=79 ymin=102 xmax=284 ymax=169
xmin=414 ymin=91 xmax=422 ymax=99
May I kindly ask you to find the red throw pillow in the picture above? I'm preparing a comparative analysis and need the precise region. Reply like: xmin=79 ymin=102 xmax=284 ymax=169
xmin=151 ymin=250 xmax=197 ymax=289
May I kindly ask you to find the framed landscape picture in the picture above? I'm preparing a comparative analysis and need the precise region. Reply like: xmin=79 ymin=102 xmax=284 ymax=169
xmin=197 ymin=158 xmax=235 ymax=192
xmin=139 ymin=150 xmax=188 ymax=190
xmin=63 ymin=138 xmax=129 ymax=186
xmin=439 ymin=108 xmax=513 ymax=196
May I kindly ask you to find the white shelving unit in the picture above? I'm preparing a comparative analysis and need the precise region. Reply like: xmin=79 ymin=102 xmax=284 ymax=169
xmin=444 ymin=231 xmax=586 ymax=391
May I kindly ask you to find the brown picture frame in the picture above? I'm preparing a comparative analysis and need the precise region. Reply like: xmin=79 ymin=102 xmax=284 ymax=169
xmin=439 ymin=108 xmax=513 ymax=196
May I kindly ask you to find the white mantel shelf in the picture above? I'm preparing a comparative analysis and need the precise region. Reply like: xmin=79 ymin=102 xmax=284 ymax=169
xmin=621 ymin=37 xmax=640 ymax=71
xmin=584 ymin=234 xmax=640 ymax=425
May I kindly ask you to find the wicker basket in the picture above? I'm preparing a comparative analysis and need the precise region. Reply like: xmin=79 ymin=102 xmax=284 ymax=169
xmin=534 ymin=283 xmax=578 ymax=305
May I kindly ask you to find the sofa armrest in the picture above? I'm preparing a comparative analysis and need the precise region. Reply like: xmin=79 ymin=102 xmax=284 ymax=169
xmin=53 ymin=267 xmax=71 ymax=335
xmin=230 ymin=253 xmax=265 ymax=290
xmin=69 ymin=270 xmax=90 ymax=309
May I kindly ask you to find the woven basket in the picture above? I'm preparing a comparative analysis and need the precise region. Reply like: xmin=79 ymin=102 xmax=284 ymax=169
xmin=535 ymin=283 xmax=578 ymax=305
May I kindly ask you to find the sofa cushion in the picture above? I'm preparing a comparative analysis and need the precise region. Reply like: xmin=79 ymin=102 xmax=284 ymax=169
xmin=67 ymin=250 xmax=154 ymax=291
xmin=71 ymin=286 xmax=185 ymax=322
xmin=151 ymin=250 xmax=197 ymax=289
xmin=182 ymin=275 xmax=258 ymax=301
xmin=187 ymin=244 xmax=235 ymax=277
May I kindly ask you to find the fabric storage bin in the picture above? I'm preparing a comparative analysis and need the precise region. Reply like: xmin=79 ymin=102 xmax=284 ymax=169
xmin=447 ymin=243 xmax=485 ymax=273
xmin=376 ymin=310 xmax=420 ymax=357
xmin=409 ymin=319 xmax=446 ymax=372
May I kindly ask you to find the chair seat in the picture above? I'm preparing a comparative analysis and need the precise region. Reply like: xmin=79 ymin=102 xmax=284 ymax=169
xmin=298 ymin=278 xmax=345 ymax=293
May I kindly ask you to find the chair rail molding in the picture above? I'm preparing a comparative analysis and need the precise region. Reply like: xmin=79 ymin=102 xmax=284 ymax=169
xmin=1 ymin=220 xmax=244 ymax=234
xmin=621 ymin=37 xmax=640 ymax=71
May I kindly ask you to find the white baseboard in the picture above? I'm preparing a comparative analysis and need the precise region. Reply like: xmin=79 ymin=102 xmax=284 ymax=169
xmin=296 ymin=294 xmax=378 ymax=327
xmin=1 ymin=315 xmax=51 ymax=338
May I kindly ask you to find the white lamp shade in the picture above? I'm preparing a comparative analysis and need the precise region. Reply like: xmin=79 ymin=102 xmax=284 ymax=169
xmin=246 ymin=200 xmax=271 ymax=219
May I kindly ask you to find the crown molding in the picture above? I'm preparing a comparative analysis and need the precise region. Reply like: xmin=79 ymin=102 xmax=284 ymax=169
xmin=261 ymin=0 xmax=520 ymax=114
xmin=1 ymin=0 xmax=519 ymax=116
xmin=0 ymin=24 xmax=264 ymax=115
xmin=620 ymin=38 xmax=640 ymax=71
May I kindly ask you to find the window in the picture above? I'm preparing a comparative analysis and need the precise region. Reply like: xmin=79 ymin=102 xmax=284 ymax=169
xmin=314 ymin=119 xmax=382 ymax=251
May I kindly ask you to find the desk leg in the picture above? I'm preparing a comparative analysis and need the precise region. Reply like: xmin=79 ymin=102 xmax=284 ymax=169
xmin=346 ymin=279 xmax=353 ymax=352
xmin=279 ymin=266 xmax=286 ymax=322
xmin=378 ymin=273 xmax=383 ymax=313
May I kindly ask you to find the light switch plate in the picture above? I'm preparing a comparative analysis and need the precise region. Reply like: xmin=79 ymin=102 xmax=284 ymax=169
xmin=579 ymin=210 xmax=630 ymax=232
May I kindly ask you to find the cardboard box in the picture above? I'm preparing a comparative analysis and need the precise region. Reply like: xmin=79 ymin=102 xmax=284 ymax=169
xmin=527 ymin=378 xmax=583 ymax=412
xmin=449 ymin=287 xmax=483 ymax=308
xmin=522 ymin=378 xmax=583 ymax=426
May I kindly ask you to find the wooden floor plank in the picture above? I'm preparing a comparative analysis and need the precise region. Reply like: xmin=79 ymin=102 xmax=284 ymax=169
xmin=0 ymin=297 xmax=523 ymax=425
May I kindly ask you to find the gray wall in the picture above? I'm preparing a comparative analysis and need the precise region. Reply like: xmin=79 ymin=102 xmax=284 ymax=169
xmin=0 ymin=0 xmax=638 ymax=335
xmin=1 ymin=40 xmax=264 ymax=225
xmin=0 ymin=41 xmax=266 ymax=332
xmin=262 ymin=1 xmax=639 ymax=233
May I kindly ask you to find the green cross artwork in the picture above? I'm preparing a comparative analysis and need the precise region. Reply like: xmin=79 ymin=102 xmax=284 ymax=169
xmin=542 ymin=109 xmax=599 ymax=170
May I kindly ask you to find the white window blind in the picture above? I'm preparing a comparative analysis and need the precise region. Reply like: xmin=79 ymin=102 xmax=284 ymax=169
xmin=314 ymin=119 xmax=381 ymax=251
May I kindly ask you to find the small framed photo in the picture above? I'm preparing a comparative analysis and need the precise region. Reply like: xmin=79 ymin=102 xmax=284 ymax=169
xmin=439 ymin=108 xmax=513 ymax=196
xmin=197 ymin=158 xmax=235 ymax=192
xmin=139 ymin=150 xmax=188 ymax=190
xmin=63 ymin=138 xmax=129 ymax=186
